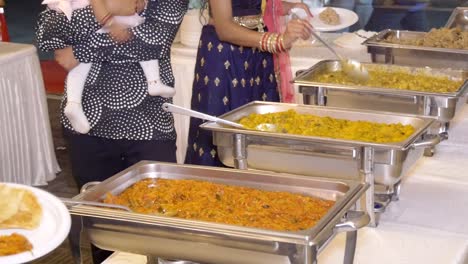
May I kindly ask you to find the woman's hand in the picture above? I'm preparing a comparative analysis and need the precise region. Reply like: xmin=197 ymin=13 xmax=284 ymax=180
xmin=54 ymin=46 xmax=79 ymax=71
xmin=282 ymin=18 xmax=313 ymax=50
xmin=108 ymin=23 xmax=133 ymax=43
xmin=282 ymin=1 xmax=313 ymax=17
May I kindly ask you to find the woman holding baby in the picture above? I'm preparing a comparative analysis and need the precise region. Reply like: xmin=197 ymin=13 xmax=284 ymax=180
xmin=36 ymin=0 xmax=186 ymax=262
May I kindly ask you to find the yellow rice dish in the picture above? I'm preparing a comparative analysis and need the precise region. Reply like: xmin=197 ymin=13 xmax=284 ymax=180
xmin=310 ymin=68 xmax=463 ymax=93
xmin=239 ymin=110 xmax=415 ymax=143
xmin=104 ymin=178 xmax=335 ymax=231
xmin=384 ymin=27 xmax=468 ymax=50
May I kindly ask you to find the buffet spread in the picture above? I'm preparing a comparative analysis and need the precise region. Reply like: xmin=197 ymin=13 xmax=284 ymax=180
xmin=66 ymin=7 xmax=466 ymax=264
xmin=1 ymin=5 xmax=467 ymax=264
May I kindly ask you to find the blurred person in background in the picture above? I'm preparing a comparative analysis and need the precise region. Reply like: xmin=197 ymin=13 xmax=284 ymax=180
xmin=365 ymin=0 xmax=430 ymax=31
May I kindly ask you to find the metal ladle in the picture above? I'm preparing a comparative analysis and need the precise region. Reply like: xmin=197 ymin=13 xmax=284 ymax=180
xmin=309 ymin=30 xmax=369 ymax=82
xmin=161 ymin=103 xmax=278 ymax=132
xmin=291 ymin=13 xmax=369 ymax=82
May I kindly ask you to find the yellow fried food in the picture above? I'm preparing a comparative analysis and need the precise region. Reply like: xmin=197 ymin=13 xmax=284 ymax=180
xmin=104 ymin=178 xmax=335 ymax=231
xmin=310 ymin=68 xmax=463 ymax=93
xmin=239 ymin=110 xmax=415 ymax=143
xmin=0 ymin=184 xmax=42 ymax=230
xmin=0 ymin=233 xmax=33 ymax=256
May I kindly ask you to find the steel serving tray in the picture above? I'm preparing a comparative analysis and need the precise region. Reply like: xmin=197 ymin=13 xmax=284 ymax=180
xmin=201 ymin=101 xmax=437 ymax=186
xmin=295 ymin=60 xmax=468 ymax=137
xmin=445 ymin=7 xmax=468 ymax=31
xmin=67 ymin=161 xmax=368 ymax=264
xmin=362 ymin=29 xmax=468 ymax=69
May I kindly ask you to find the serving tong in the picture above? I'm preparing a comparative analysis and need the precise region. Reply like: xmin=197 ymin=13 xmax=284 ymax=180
xmin=60 ymin=197 xmax=132 ymax=212
xmin=291 ymin=12 xmax=369 ymax=82
xmin=162 ymin=103 xmax=279 ymax=132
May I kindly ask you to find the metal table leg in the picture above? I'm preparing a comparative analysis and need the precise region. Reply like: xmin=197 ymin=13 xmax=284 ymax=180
xmin=359 ymin=147 xmax=377 ymax=227
xmin=69 ymin=215 xmax=84 ymax=264
xmin=343 ymin=230 xmax=357 ymax=264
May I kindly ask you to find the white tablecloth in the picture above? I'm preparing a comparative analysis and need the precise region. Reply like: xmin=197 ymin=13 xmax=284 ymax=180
xmin=104 ymin=35 xmax=468 ymax=264
xmin=0 ymin=42 xmax=60 ymax=186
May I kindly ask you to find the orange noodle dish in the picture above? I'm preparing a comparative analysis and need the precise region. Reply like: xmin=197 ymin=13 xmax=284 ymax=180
xmin=104 ymin=178 xmax=335 ymax=231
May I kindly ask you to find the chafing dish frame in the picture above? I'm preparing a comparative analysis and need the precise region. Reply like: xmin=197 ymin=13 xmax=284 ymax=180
xmin=201 ymin=101 xmax=439 ymax=227
xmin=67 ymin=161 xmax=369 ymax=264
xmin=294 ymin=60 xmax=468 ymax=156
xmin=362 ymin=29 xmax=468 ymax=70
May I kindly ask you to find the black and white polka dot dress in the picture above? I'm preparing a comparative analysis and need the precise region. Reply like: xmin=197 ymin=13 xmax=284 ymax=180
xmin=36 ymin=0 xmax=187 ymax=141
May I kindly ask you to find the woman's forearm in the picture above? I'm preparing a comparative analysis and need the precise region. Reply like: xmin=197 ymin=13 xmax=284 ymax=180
xmin=90 ymin=0 xmax=109 ymax=24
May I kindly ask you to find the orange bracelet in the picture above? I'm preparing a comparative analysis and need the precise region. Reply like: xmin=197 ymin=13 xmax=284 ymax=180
xmin=260 ymin=32 xmax=269 ymax=52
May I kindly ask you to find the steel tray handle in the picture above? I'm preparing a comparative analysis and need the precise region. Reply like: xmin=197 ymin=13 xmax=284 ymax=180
xmin=80 ymin=181 xmax=101 ymax=193
xmin=411 ymin=134 xmax=441 ymax=149
xmin=334 ymin=211 xmax=370 ymax=233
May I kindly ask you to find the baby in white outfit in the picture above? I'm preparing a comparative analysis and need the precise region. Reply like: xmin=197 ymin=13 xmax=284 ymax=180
xmin=42 ymin=0 xmax=175 ymax=134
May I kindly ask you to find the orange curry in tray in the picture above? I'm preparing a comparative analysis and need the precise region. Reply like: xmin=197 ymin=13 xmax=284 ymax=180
xmin=104 ymin=178 xmax=335 ymax=231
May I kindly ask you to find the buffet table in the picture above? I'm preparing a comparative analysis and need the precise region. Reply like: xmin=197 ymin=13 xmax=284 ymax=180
xmin=103 ymin=107 xmax=468 ymax=264
xmin=102 ymin=36 xmax=468 ymax=264
xmin=0 ymin=42 xmax=60 ymax=186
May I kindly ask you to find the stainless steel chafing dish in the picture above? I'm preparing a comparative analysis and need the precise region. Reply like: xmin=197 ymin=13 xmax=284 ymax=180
xmin=362 ymin=29 xmax=468 ymax=70
xmin=67 ymin=161 xmax=369 ymax=264
xmin=200 ymin=101 xmax=438 ymax=226
xmin=295 ymin=60 xmax=468 ymax=152
xmin=445 ymin=7 xmax=468 ymax=31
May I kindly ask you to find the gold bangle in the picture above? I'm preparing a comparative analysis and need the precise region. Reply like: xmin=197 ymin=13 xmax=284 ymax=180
xmin=268 ymin=33 xmax=278 ymax=53
xmin=105 ymin=17 xmax=114 ymax=28
xmin=273 ymin=33 xmax=279 ymax=53
xmin=266 ymin=33 xmax=274 ymax=53
xmin=99 ymin=12 xmax=111 ymax=26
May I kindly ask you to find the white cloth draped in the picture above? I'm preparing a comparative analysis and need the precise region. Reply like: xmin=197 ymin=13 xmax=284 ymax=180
xmin=0 ymin=42 xmax=60 ymax=186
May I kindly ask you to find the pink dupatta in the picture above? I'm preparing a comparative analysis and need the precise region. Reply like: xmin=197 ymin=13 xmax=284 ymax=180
xmin=263 ymin=0 xmax=295 ymax=103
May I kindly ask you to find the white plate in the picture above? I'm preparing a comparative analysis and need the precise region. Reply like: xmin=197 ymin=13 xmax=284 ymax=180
xmin=0 ymin=183 xmax=71 ymax=264
xmin=290 ymin=7 xmax=358 ymax=32
xmin=310 ymin=7 xmax=358 ymax=32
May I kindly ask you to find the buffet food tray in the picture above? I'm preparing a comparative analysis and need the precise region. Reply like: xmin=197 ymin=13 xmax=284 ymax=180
xmin=295 ymin=60 xmax=468 ymax=137
xmin=67 ymin=161 xmax=369 ymax=264
xmin=362 ymin=29 xmax=468 ymax=69
xmin=445 ymin=7 xmax=468 ymax=31
xmin=201 ymin=101 xmax=437 ymax=186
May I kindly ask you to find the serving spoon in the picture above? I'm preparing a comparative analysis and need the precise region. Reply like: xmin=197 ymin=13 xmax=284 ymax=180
xmin=161 ymin=103 xmax=278 ymax=132
xmin=60 ymin=198 xmax=179 ymax=216
xmin=310 ymin=29 xmax=369 ymax=82
xmin=291 ymin=13 xmax=369 ymax=82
